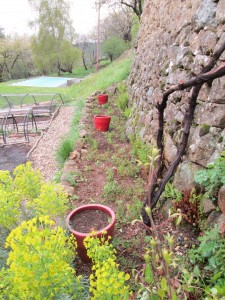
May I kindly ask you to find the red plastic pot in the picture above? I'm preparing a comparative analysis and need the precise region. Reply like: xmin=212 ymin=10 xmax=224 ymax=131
xmin=94 ymin=115 xmax=111 ymax=131
xmin=98 ymin=94 xmax=108 ymax=105
xmin=66 ymin=204 xmax=116 ymax=262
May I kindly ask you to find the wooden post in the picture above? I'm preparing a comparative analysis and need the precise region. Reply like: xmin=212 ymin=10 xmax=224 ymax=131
xmin=96 ymin=3 xmax=100 ymax=72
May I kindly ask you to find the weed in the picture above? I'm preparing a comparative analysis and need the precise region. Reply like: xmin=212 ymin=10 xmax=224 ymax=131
xmin=189 ymin=225 xmax=225 ymax=297
xmin=162 ymin=182 xmax=183 ymax=202
xmin=130 ymin=134 xmax=153 ymax=165
xmin=85 ymin=136 xmax=99 ymax=150
xmin=116 ymin=82 xmax=129 ymax=112
xmin=194 ymin=151 xmax=225 ymax=199
xmin=103 ymin=180 xmax=122 ymax=201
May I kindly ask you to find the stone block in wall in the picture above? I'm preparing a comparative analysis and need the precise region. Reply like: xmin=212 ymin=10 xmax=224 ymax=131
xmin=209 ymin=76 xmax=225 ymax=104
xmin=188 ymin=126 xmax=218 ymax=166
xmin=207 ymin=210 xmax=221 ymax=226
xmin=215 ymin=213 xmax=225 ymax=233
xmin=193 ymin=55 xmax=211 ymax=74
xmin=164 ymin=134 xmax=178 ymax=163
xmin=164 ymin=102 xmax=179 ymax=122
xmin=195 ymin=102 xmax=225 ymax=128
xmin=198 ymin=30 xmax=218 ymax=54
xmin=166 ymin=69 xmax=191 ymax=85
xmin=218 ymin=185 xmax=225 ymax=214
xmin=216 ymin=0 xmax=225 ymax=24
xmin=215 ymin=32 xmax=225 ymax=61
xmin=192 ymin=0 xmax=217 ymax=30
xmin=174 ymin=160 xmax=201 ymax=191
xmin=202 ymin=198 xmax=216 ymax=215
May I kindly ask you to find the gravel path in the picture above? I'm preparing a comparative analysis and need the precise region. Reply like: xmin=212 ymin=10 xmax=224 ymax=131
xmin=30 ymin=105 xmax=75 ymax=181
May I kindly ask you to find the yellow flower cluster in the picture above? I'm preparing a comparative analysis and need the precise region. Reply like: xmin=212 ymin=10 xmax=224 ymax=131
xmin=84 ymin=233 xmax=130 ymax=300
xmin=3 ymin=216 xmax=82 ymax=299
xmin=0 ymin=162 xmax=68 ymax=231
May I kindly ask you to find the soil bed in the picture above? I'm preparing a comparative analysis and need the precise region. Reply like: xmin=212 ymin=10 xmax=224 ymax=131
xmin=63 ymin=92 xmax=198 ymax=291
xmin=69 ymin=209 xmax=111 ymax=233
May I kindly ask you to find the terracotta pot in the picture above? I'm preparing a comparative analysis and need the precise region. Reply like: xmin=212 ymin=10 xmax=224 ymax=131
xmin=94 ymin=115 xmax=111 ymax=131
xmin=66 ymin=204 xmax=116 ymax=262
xmin=97 ymin=94 xmax=108 ymax=105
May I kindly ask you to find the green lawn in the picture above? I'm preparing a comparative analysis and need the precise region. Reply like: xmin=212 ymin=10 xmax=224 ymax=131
xmin=0 ymin=54 xmax=132 ymax=108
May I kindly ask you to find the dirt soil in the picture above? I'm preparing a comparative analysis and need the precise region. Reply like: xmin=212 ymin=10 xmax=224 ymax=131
xmin=69 ymin=209 xmax=110 ymax=233
xmin=0 ymin=143 xmax=31 ymax=172
xmin=65 ymin=94 xmax=198 ymax=282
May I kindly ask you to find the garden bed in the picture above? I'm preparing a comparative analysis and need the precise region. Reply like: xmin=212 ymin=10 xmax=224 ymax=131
xmin=63 ymin=91 xmax=198 ymax=284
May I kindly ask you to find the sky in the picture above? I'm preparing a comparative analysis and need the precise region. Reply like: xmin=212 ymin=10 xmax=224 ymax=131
xmin=0 ymin=0 xmax=108 ymax=36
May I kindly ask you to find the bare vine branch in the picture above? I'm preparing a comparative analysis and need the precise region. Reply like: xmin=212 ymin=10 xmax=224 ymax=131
xmin=142 ymin=40 xmax=225 ymax=226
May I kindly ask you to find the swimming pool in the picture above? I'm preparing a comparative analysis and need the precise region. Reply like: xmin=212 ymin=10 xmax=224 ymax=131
xmin=11 ymin=76 xmax=81 ymax=88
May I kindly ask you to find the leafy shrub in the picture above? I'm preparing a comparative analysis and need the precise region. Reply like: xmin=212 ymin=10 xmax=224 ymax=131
xmin=1 ymin=216 xmax=85 ymax=299
xmin=0 ymin=162 xmax=68 ymax=231
xmin=84 ymin=233 xmax=130 ymax=299
xmin=194 ymin=151 xmax=225 ymax=199
xmin=189 ymin=225 xmax=225 ymax=297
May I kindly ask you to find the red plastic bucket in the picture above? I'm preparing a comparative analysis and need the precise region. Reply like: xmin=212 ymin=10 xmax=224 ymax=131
xmin=94 ymin=115 xmax=111 ymax=131
xmin=97 ymin=94 xmax=108 ymax=105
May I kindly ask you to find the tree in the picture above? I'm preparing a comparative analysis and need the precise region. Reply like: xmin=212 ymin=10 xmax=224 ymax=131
xmin=0 ymin=27 xmax=5 ymax=39
xmin=29 ymin=0 xmax=80 ymax=75
xmin=75 ymin=34 xmax=97 ymax=70
xmin=57 ymin=40 xmax=81 ymax=74
xmin=97 ymin=0 xmax=144 ymax=19
xmin=0 ymin=36 xmax=33 ymax=82
xmin=102 ymin=36 xmax=127 ymax=62
xmin=101 ymin=9 xmax=133 ymax=43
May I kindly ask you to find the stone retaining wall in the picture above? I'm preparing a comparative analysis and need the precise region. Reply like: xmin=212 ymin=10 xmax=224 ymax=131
xmin=127 ymin=0 xmax=225 ymax=191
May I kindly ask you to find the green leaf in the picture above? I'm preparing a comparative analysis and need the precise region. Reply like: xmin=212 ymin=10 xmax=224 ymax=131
xmin=193 ymin=265 xmax=200 ymax=277
xmin=157 ymin=289 xmax=166 ymax=298
xmin=160 ymin=277 xmax=168 ymax=291
xmin=172 ymin=291 xmax=178 ymax=300
xmin=145 ymin=263 xmax=153 ymax=284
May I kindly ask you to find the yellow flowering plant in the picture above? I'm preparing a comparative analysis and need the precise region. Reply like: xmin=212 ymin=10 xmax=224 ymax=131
xmin=84 ymin=232 xmax=130 ymax=300
xmin=1 ymin=216 xmax=85 ymax=299
xmin=0 ymin=162 xmax=68 ymax=231
xmin=13 ymin=161 xmax=43 ymax=200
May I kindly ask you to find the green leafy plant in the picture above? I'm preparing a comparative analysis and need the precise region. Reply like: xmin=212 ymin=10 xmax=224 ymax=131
xmin=133 ymin=207 xmax=205 ymax=300
xmin=116 ymin=82 xmax=129 ymax=112
xmin=0 ymin=162 xmax=69 ymax=231
xmin=189 ymin=225 xmax=225 ymax=297
xmin=130 ymin=134 xmax=153 ymax=165
xmin=103 ymin=180 xmax=122 ymax=200
xmin=162 ymin=182 xmax=183 ymax=203
xmin=56 ymin=98 xmax=85 ymax=166
xmin=84 ymin=232 xmax=130 ymax=300
xmin=194 ymin=151 xmax=225 ymax=199
xmin=0 ymin=216 xmax=86 ymax=299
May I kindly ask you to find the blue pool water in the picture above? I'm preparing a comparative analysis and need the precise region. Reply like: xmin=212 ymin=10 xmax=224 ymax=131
xmin=11 ymin=76 xmax=79 ymax=88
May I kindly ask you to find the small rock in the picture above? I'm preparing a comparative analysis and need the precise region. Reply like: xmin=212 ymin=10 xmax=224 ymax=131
xmin=202 ymin=198 xmax=216 ymax=215
xmin=218 ymin=185 xmax=225 ymax=214
xmin=80 ymin=149 xmax=88 ymax=154
xmin=161 ymin=200 xmax=175 ymax=219
xmin=215 ymin=214 xmax=225 ymax=232
xmin=79 ymin=129 xmax=88 ymax=138
xmin=69 ymin=150 xmax=81 ymax=160
xmin=207 ymin=210 xmax=221 ymax=226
